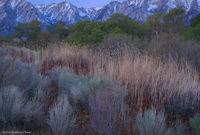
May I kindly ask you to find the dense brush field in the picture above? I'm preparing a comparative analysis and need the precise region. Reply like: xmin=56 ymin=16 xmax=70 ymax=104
xmin=1 ymin=34 xmax=200 ymax=135
xmin=1 ymin=8 xmax=200 ymax=135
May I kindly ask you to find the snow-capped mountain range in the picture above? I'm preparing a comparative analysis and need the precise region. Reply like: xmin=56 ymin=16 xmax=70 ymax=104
xmin=1 ymin=0 xmax=200 ymax=35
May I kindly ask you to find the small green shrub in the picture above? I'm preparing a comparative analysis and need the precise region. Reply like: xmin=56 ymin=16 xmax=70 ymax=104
xmin=56 ymin=68 xmax=90 ymax=108
xmin=190 ymin=113 xmax=200 ymax=135
xmin=136 ymin=108 xmax=172 ymax=135
xmin=88 ymin=75 xmax=128 ymax=135
xmin=47 ymin=95 xmax=76 ymax=135
xmin=0 ymin=56 xmax=41 ymax=99
xmin=173 ymin=120 xmax=186 ymax=135
xmin=0 ymin=86 xmax=43 ymax=130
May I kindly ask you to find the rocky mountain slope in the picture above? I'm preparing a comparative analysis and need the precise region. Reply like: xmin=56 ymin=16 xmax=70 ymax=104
xmin=1 ymin=0 xmax=200 ymax=35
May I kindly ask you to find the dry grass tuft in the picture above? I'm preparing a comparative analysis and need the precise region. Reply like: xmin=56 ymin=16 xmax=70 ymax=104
xmin=41 ymin=45 xmax=200 ymax=115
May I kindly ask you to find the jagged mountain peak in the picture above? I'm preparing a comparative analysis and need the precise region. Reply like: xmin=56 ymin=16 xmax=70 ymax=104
xmin=36 ymin=1 xmax=89 ymax=24
xmin=9 ymin=0 xmax=25 ymax=8
xmin=0 ymin=0 xmax=6 ymax=7
xmin=127 ymin=0 xmax=145 ymax=6
xmin=0 ymin=0 xmax=200 ymax=36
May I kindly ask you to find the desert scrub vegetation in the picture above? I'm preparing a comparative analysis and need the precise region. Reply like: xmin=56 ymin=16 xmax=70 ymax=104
xmin=1 ymin=37 xmax=200 ymax=134
xmin=189 ymin=113 xmax=200 ymax=135
xmin=0 ymin=55 xmax=41 ymax=99
xmin=42 ymin=44 xmax=200 ymax=111
xmin=47 ymin=95 xmax=76 ymax=135
xmin=0 ymin=47 xmax=128 ymax=134
xmin=136 ymin=108 xmax=172 ymax=135
xmin=0 ymin=86 xmax=43 ymax=131
xmin=88 ymin=75 xmax=128 ymax=135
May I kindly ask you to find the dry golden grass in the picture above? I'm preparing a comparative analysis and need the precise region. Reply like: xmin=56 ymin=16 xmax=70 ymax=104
xmin=2 ymin=44 xmax=199 ymax=109
xmin=40 ymin=44 xmax=200 ymax=114
xmin=1 ymin=44 xmax=200 ymax=134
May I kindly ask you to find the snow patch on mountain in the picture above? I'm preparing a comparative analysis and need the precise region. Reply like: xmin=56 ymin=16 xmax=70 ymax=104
xmin=129 ymin=0 xmax=145 ymax=7
xmin=79 ymin=11 xmax=87 ymax=16
xmin=198 ymin=0 xmax=200 ymax=5
xmin=10 ymin=0 xmax=22 ymax=8
xmin=1 ymin=0 xmax=200 ymax=36
xmin=147 ymin=0 xmax=159 ymax=11
xmin=0 ymin=1 xmax=5 ymax=7
xmin=95 ymin=6 xmax=103 ymax=11
xmin=167 ymin=0 xmax=176 ymax=9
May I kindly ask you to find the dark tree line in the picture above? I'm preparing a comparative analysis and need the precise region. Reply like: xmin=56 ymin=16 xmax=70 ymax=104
xmin=1 ymin=8 xmax=200 ymax=46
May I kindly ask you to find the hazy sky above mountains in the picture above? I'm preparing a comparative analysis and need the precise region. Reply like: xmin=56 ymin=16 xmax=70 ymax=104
xmin=27 ymin=0 xmax=123 ymax=8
